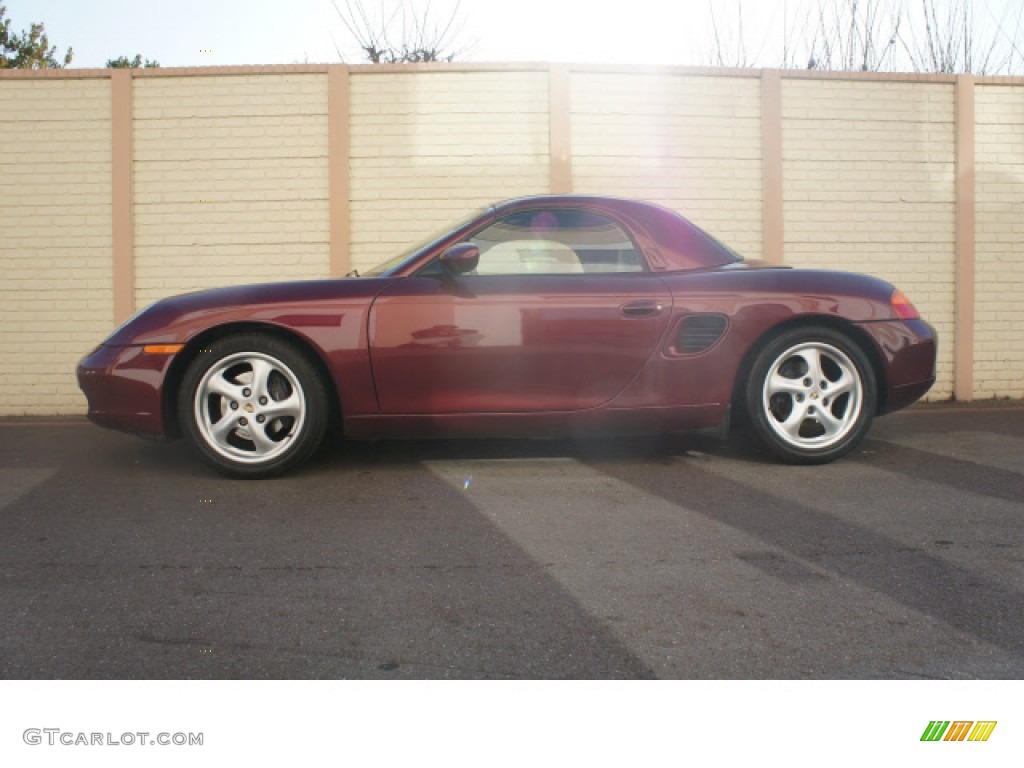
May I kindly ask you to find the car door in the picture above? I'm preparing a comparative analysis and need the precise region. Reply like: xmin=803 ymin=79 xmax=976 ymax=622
xmin=368 ymin=207 xmax=672 ymax=414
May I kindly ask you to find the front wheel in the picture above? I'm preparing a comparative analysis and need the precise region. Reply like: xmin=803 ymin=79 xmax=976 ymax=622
xmin=745 ymin=326 xmax=877 ymax=464
xmin=177 ymin=334 xmax=329 ymax=478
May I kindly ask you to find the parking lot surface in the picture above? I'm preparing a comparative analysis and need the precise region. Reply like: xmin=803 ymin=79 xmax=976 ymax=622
xmin=1 ymin=404 xmax=1022 ymax=679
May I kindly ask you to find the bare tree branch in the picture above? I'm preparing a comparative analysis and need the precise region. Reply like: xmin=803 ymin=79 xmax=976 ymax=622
xmin=330 ymin=0 xmax=467 ymax=64
xmin=702 ymin=0 xmax=1021 ymax=74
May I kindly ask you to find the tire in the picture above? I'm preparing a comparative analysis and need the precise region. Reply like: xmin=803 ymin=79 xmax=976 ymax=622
xmin=745 ymin=326 xmax=876 ymax=464
xmin=177 ymin=333 xmax=329 ymax=478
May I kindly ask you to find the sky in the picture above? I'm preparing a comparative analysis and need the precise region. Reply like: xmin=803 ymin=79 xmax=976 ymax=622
xmin=8 ymin=0 xmax=723 ymax=68
xmin=5 ymin=0 xmax=1023 ymax=72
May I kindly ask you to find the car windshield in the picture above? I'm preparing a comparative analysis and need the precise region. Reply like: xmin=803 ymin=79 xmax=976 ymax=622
xmin=361 ymin=207 xmax=489 ymax=277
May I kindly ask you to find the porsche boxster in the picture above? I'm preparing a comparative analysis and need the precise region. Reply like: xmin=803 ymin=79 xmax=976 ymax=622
xmin=77 ymin=195 xmax=937 ymax=477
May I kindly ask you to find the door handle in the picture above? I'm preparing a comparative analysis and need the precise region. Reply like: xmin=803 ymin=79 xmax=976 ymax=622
xmin=621 ymin=300 xmax=665 ymax=318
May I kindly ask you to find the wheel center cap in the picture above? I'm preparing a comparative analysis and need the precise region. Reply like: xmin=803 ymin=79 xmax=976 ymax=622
xmin=810 ymin=391 xmax=820 ymax=400
xmin=244 ymin=403 xmax=255 ymax=413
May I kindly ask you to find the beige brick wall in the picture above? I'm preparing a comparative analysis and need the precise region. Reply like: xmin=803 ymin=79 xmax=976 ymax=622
xmin=3 ymin=66 xmax=1024 ymax=417
xmin=348 ymin=71 xmax=550 ymax=272
xmin=0 ymin=79 xmax=113 ymax=414
xmin=975 ymin=84 xmax=1024 ymax=398
xmin=133 ymin=74 xmax=330 ymax=308
xmin=571 ymin=73 xmax=764 ymax=258
xmin=782 ymin=79 xmax=957 ymax=399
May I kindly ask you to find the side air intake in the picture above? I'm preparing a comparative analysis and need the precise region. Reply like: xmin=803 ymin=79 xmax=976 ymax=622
xmin=675 ymin=314 xmax=728 ymax=354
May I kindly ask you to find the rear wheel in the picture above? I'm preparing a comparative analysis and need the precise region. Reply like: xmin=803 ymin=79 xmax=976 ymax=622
xmin=178 ymin=334 xmax=329 ymax=478
xmin=745 ymin=326 xmax=876 ymax=464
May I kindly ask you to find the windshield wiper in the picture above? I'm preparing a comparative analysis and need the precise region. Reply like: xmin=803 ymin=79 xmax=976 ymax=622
xmin=345 ymin=269 xmax=360 ymax=278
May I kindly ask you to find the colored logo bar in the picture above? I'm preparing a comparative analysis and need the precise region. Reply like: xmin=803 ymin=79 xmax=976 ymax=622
xmin=921 ymin=721 xmax=997 ymax=742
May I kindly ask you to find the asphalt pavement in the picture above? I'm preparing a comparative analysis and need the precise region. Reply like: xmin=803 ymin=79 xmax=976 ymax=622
xmin=1 ymin=403 xmax=1022 ymax=679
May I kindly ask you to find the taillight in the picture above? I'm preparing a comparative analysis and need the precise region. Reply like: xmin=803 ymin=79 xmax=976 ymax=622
xmin=890 ymin=288 xmax=920 ymax=320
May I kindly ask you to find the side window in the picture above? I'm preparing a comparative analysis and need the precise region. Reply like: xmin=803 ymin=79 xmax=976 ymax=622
xmin=469 ymin=209 xmax=644 ymax=276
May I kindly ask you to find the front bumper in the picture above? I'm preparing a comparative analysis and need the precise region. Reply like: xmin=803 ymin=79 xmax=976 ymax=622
xmin=76 ymin=345 xmax=175 ymax=437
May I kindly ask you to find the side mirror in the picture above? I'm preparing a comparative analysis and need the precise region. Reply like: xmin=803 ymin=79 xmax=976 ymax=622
xmin=439 ymin=242 xmax=480 ymax=275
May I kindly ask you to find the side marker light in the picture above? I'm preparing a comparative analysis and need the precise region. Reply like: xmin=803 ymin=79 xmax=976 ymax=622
xmin=142 ymin=344 xmax=185 ymax=355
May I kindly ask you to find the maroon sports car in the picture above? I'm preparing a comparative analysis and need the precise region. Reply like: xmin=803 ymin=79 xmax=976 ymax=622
xmin=78 ymin=195 xmax=936 ymax=477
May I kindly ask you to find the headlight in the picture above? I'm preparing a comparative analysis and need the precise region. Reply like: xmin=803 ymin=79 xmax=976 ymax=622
xmin=103 ymin=303 xmax=154 ymax=345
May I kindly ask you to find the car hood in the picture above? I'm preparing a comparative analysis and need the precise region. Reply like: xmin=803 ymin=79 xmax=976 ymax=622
xmin=105 ymin=277 xmax=391 ymax=346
